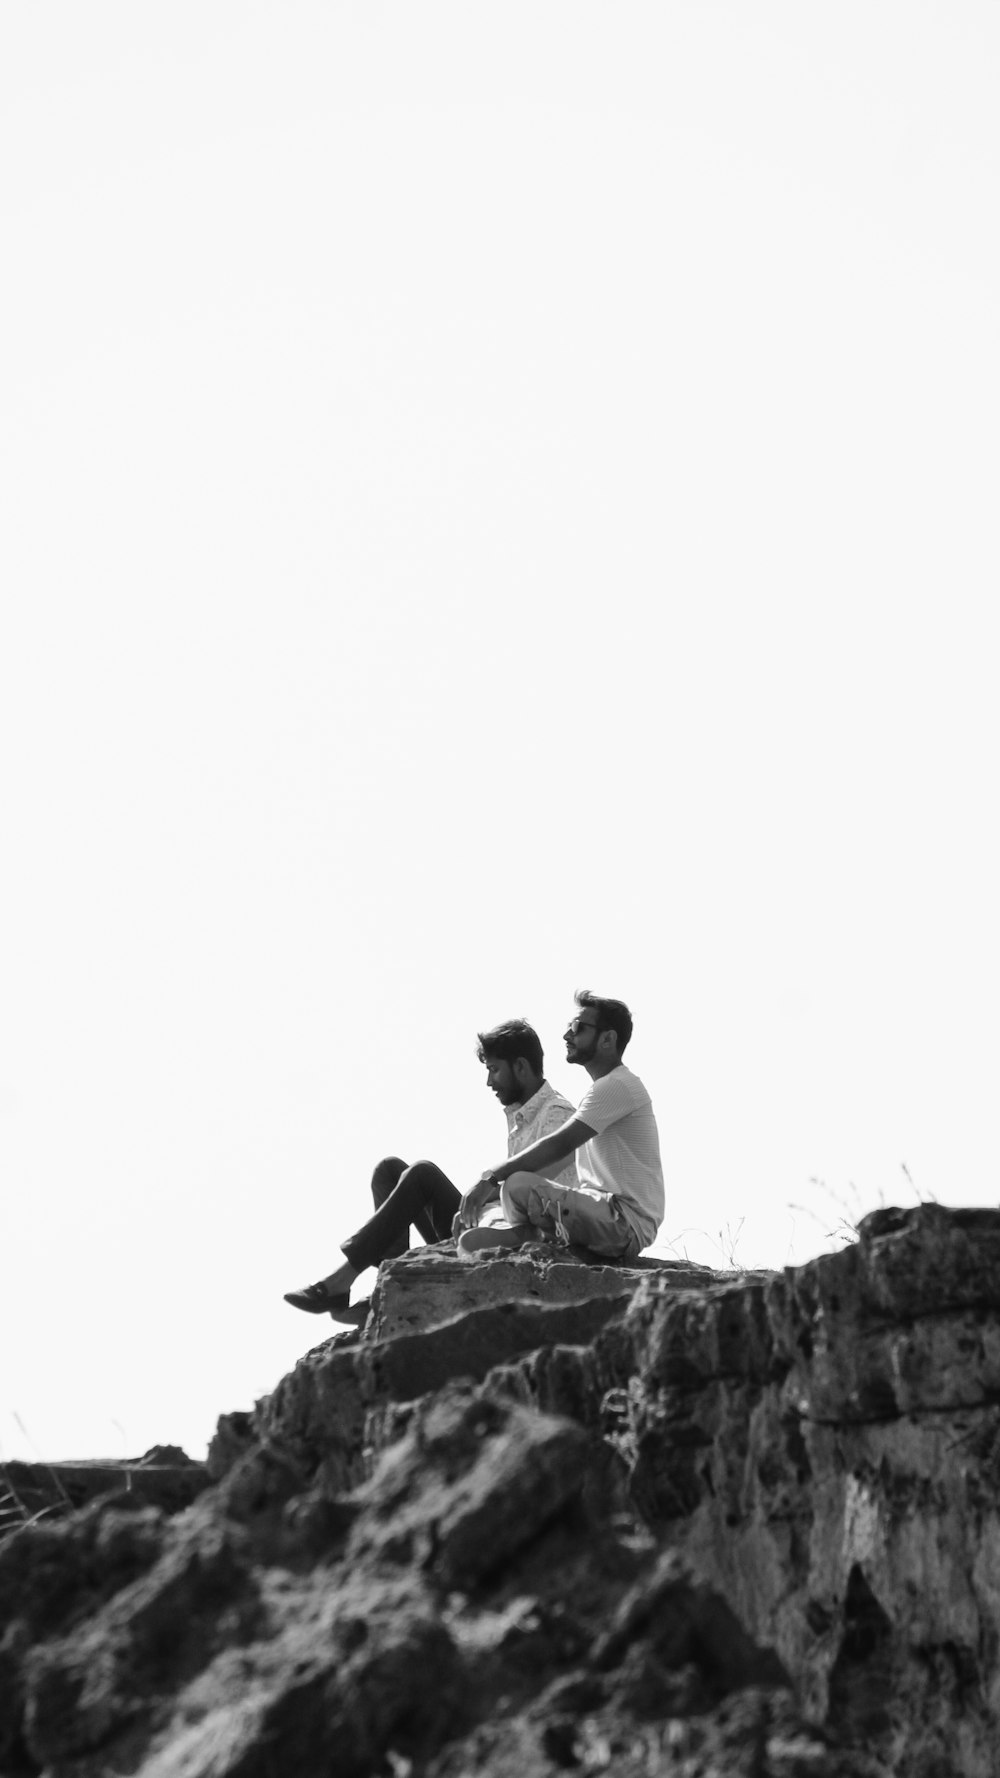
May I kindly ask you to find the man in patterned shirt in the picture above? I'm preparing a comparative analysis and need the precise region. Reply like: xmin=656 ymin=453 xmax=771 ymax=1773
xmin=457 ymin=990 xmax=664 ymax=1265
xmin=284 ymin=1018 xmax=574 ymax=1323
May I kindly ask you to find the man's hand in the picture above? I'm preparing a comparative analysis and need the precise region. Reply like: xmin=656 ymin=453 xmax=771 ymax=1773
xmin=455 ymin=1171 xmax=502 ymax=1235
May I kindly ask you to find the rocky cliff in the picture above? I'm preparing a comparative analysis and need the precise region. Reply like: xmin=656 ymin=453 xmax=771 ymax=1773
xmin=2 ymin=1205 xmax=998 ymax=1776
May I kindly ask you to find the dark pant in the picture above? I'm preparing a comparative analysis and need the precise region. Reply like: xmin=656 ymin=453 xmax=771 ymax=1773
xmin=340 ymin=1156 xmax=461 ymax=1274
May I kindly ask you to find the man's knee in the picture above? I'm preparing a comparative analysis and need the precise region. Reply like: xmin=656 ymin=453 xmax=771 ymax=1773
xmin=371 ymin=1156 xmax=408 ymax=1204
xmin=390 ymin=1160 xmax=458 ymax=1215
xmin=500 ymin=1171 xmax=532 ymax=1220
xmin=402 ymin=1159 xmax=447 ymax=1189
xmin=501 ymin=1171 xmax=559 ymax=1228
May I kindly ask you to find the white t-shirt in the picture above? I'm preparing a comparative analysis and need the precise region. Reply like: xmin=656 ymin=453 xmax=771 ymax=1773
xmin=574 ymin=1065 xmax=664 ymax=1249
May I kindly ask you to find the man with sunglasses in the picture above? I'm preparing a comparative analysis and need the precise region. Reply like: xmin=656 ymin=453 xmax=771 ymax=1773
xmin=456 ymin=990 xmax=663 ymax=1264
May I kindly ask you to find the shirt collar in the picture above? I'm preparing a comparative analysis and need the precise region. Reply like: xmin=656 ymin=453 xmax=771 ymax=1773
xmin=505 ymin=1080 xmax=553 ymax=1130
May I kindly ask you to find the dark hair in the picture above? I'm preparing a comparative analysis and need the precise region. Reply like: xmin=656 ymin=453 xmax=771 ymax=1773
xmin=476 ymin=1018 xmax=544 ymax=1077
xmin=575 ymin=988 xmax=633 ymax=1056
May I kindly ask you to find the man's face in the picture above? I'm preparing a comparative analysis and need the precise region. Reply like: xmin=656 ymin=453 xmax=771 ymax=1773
xmin=564 ymin=1010 xmax=601 ymax=1066
xmin=482 ymin=1054 xmax=521 ymax=1106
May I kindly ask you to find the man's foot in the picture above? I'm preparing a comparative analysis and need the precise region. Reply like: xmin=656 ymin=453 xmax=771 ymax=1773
xmin=329 ymin=1297 xmax=371 ymax=1327
xmin=284 ymin=1281 xmax=352 ymax=1314
xmin=457 ymin=1225 xmax=530 ymax=1262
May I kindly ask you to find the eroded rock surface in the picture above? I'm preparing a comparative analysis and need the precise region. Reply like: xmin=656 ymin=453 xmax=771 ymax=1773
xmin=365 ymin=1242 xmax=718 ymax=1340
xmin=1 ymin=1449 xmax=209 ymax=1523
xmin=3 ymin=1210 xmax=998 ymax=1775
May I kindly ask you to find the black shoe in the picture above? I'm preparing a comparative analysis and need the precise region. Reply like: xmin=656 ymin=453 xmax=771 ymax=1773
xmin=283 ymin=1282 xmax=351 ymax=1314
xmin=329 ymin=1297 xmax=371 ymax=1327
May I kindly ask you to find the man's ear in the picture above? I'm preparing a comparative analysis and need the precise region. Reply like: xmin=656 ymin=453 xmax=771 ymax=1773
xmin=512 ymin=1055 xmax=532 ymax=1085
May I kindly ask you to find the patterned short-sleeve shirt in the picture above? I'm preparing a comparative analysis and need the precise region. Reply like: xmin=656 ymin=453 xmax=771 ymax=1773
xmin=505 ymin=1080 xmax=578 ymax=1188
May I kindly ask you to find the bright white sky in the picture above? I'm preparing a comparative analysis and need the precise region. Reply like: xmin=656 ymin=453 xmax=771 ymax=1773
xmin=2 ymin=3 xmax=999 ymax=1465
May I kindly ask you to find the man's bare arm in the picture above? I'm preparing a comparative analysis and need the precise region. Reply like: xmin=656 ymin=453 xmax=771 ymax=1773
xmin=457 ymin=1116 xmax=597 ymax=1229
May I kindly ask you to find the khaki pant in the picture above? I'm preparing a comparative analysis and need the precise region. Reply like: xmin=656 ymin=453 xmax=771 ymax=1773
xmin=499 ymin=1170 xmax=641 ymax=1263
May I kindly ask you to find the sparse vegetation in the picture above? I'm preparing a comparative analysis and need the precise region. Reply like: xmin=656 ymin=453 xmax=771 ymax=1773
xmin=788 ymin=1163 xmax=936 ymax=1257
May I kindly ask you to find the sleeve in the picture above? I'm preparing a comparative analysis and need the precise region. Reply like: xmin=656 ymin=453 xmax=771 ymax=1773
xmin=575 ymin=1072 xmax=638 ymax=1134
xmin=536 ymin=1095 xmax=577 ymax=1140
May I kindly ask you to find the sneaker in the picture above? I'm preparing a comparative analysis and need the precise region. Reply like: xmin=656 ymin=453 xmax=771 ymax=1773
xmin=283 ymin=1282 xmax=352 ymax=1314
xmin=457 ymin=1226 xmax=530 ymax=1262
